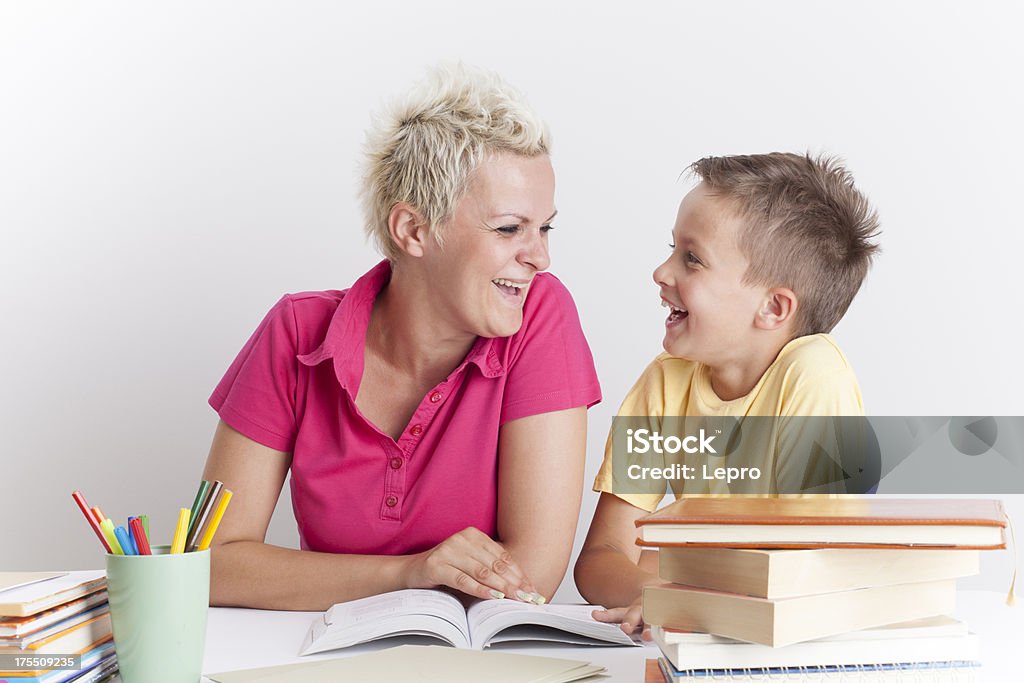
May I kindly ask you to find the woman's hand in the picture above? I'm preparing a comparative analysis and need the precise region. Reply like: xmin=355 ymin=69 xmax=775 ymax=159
xmin=402 ymin=527 xmax=545 ymax=603
xmin=591 ymin=596 xmax=651 ymax=640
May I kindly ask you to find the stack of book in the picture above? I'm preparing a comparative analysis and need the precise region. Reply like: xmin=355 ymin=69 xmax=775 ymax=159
xmin=636 ymin=498 xmax=1007 ymax=681
xmin=0 ymin=571 xmax=117 ymax=683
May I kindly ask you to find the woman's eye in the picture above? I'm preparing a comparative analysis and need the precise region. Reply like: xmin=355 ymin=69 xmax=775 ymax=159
xmin=686 ymin=251 xmax=701 ymax=265
xmin=497 ymin=225 xmax=521 ymax=235
xmin=540 ymin=224 xmax=554 ymax=233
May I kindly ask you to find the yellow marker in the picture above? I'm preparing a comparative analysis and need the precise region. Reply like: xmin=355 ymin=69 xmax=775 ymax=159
xmin=196 ymin=490 xmax=233 ymax=551
xmin=170 ymin=508 xmax=191 ymax=554
xmin=99 ymin=519 xmax=123 ymax=555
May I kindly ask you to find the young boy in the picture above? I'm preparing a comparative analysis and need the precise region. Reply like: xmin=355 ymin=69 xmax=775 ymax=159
xmin=575 ymin=153 xmax=880 ymax=636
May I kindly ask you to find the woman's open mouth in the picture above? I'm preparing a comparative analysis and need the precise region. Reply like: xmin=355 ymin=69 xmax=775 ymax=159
xmin=493 ymin=278 xmax=527 ymax=303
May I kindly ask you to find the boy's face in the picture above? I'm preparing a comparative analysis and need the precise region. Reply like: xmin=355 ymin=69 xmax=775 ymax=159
xmin=654 ymin=184 xmax=770 ymax=367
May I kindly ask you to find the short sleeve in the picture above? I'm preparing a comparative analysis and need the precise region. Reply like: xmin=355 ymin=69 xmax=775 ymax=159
xmin=499 ymin=275 xmax=602 ymax=425
xmin=592 ymin=358 xmax=669 ymax=513
xmin=209 ymin=296 xmax=299 ymax=452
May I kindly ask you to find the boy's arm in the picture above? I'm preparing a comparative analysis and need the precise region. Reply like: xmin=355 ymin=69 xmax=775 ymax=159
xmin=574 ymin=492 xmax=668 ymax=637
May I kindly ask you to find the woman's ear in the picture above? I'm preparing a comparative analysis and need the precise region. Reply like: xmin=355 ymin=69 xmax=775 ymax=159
xmin=387 ymin=203 xmax=429 ymax=258
xmin=754 ymin=287 xmax=798 ymax=331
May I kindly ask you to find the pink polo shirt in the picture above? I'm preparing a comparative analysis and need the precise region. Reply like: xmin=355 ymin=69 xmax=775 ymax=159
xmin=209 ymin=260 xmax=601 ymax=556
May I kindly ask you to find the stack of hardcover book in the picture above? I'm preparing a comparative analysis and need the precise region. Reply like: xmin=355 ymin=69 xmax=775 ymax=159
xmin=637 ymin=497 xmax=1007 ymax=681
xmin=0 ymin=571 xmax=117 ymax=683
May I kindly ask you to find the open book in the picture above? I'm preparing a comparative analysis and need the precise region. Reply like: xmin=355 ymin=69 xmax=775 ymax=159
xmin=299 ymin=589 xmax=637 ymax=654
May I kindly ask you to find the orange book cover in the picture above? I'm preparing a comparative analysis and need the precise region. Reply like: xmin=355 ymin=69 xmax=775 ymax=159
xmin=636 ymin=497 xmax=1007 ymax=549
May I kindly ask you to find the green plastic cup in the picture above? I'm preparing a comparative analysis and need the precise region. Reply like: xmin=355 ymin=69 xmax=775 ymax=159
xmin=106 ymin=546 xmax=209 ymax=683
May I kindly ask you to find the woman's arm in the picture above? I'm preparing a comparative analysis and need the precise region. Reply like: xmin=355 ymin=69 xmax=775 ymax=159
xmin=574 ymin=492 xmax=666 ymax=635
xmin=495 ymin=406 xmax=588 ymax=600
xmin=204 ymin=420 xmax=538 ymax=611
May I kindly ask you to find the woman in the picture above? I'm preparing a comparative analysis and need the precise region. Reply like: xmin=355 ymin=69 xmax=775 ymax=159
xmin=201 ymin=65 xmax=601 ymax=611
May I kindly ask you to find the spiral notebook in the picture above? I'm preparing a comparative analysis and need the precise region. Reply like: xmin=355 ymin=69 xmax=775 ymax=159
xmin=657 ymin=658 xmax=981 ymax=682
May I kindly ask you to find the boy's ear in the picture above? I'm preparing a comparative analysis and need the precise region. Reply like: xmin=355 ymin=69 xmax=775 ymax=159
xmin=754 ymin=287 xmax=798 ymax=331
xmin=388 ymin=202 xmax=430 ymax=258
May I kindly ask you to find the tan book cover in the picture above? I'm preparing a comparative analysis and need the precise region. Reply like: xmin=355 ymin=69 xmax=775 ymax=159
xmin=209 ymin=644 xmax=607 ymax=683
xmin=658 ymin=546 xmax=979 ymax=598
xmin=0 ymin=573 xmax=66 ymax=594
xmin=637 ymin=497 xmax=1007 ymax=549
xmin=643 ymin=579 xmax=957 ymax=647
xmin=0 ymin=571 xmax=107 ymax=618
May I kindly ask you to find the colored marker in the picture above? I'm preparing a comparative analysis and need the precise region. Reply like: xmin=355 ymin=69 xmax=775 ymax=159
xmin=170 ymin=508 xmax=190 ymax=554
xmin=140 ymin=514 xmax=150 ymax=539
xmin=187 ymin=481 xmax=211 ymax=538
xmin=129 ymin=517 xmax=151 ymax=555
xmin=100 ymin=519 xmax=123 ymax=555
xmin=114 ymin=526 xmax=136 ymax=556
xmin=91 ymin=506 xmax=106 ymax=524
xmin=71 ymin=491 xmax=112 ymax=553
xmin=123 ymin=522 xmax=139 ymax=554
xmin=186 ymin=480 xmax=222 ymax=552
xmin=197 ymin=489 xmax=233 ymax=551
xmin=127 ymin=515 xmax=138 ymax=549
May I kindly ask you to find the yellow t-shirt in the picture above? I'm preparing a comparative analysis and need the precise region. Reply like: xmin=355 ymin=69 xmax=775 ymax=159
xmin=593 ymin=334 xmax=864 ymax=511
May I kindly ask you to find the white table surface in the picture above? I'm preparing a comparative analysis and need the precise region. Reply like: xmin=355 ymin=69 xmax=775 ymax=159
xmin=184 ymin=590 xmax=1020 ymax=682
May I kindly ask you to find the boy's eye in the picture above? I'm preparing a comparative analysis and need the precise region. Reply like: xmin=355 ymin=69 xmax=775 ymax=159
xmin=668 ymin=242 xmax=676 ymax=250
xmin=686 ymin=251 xmax=702 ymax=266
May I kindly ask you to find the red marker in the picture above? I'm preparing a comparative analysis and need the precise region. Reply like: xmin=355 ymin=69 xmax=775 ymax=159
xmin=71 ymin=490 xmax=112 ymax=553
xmin=129 ymin=517 xmax=152 ymax=555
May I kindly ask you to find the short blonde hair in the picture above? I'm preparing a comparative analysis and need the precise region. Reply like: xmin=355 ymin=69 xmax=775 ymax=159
xmin=361 ymin=64 xmax=550 ymax=261
xmin=692 ymin=153 xmax=881 ymax=336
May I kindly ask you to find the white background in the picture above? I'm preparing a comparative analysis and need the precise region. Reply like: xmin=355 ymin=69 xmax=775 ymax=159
xmin=1 ymin=1 xmax=1021 ymax=599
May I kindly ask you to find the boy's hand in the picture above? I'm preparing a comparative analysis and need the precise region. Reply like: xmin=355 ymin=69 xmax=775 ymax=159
xmin=591 ymin=596 xmax=651 ymax=640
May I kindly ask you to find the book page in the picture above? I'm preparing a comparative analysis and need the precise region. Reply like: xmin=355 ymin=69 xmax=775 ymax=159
xmin=299 ymin=589 xmax=471 ymax=655
xmin=466 ymin=600 xmax=636 ymax=649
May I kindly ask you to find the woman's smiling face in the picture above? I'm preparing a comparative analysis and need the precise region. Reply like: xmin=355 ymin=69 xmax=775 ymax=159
xmin=420 ymin=152 xmax=556 ymax=339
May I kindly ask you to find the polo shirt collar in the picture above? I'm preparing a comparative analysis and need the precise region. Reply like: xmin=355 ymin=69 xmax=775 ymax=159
xmin=296 ymin=260 xmax=507 ymax=392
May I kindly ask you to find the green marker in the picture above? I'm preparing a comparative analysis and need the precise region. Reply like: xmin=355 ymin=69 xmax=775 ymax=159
xmin=187 ymin=481 xmax=211 ymax=538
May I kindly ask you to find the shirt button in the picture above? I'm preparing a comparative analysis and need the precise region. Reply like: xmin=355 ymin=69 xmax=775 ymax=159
xmin=429 ymin=391 xmax=443 ymax=403
xmin=390 ymin=457 xmax=403 ymax=470
xmin=385 ymin=495 xmax=398 ymax=507
xmin=410 ymin=424 xmax=423 ymax=436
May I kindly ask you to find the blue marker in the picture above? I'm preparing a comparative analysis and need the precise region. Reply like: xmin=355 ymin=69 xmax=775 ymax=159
xmin=114 ymin=526 xmax=137 ymax=555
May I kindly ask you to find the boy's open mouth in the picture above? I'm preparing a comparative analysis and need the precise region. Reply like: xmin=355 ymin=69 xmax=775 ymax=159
xmin=661 ymin=299 xmax=688 ymax=323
